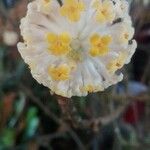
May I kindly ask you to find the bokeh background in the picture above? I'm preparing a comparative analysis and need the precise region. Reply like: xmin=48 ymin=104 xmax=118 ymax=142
xmin=0 ymin=0 xmax=150 ymax=150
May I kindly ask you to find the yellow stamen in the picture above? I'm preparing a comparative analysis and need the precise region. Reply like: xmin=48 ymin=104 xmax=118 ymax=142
xmin=48 ymin=64 xmax=71 ymax=81
xmin=80 ymin=85 xmax=94 ymax=93
xmin=46 ymin=32 xmax=71 ymax=56
xmin=93 ymin=0 xmax=115 ymax=23
xmin=84 ymin=85 xmax=94 ymax=93
xmin=42 ymin=0 xmax=51 ymax=8
xmin=120 ymin=32 xmax=130 ymax=43
xmin=38 ymin=0 xmax=52 ymax=14
xmin=124 ymin=33 xmax=129 ymax=40
xmin=107 ymin=52 xmax=128 ymax=73
xmin=89 ymin=34 xmax=112 ymax=57
xmin=81 ymin=84 xmax=102 ymax=93
xmin=60 ymin=0 xmax=85 ymax=22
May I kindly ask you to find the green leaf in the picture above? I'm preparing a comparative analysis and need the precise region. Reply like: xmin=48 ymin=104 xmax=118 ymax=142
xmin=0 ymin=128 xmax=15 ymax=148
xmin=24 ymin=107 xmax=39 ymax=139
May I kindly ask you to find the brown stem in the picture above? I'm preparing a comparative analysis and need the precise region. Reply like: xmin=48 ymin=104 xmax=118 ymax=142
xmin=56 ymin=95 xmax=71 ymax=118
xmin=56 ymin=95 xmax=85 ymax=129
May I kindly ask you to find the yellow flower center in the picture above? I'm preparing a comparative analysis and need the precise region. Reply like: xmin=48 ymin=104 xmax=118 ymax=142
xmin=81 ymin=84 xmax=102 ymax=93
xmin=84 ymin=85 xmax=94 ymax=93
xmin=93 ymin=0 xmax=115 ymax=23
xmin=60 ymin=0 xmax=85 ymax=22
xmin=42 ymin=0 xmax=51 ymax=8
xmin=124 ymin=33 xmax=129 ymax=40
xmin=107 ymin=52 xmax=128 ymax=73
xmin=89 ymin=34 xmax=112 ymax=57
xmin=46 ymin=32 xmax=71 ymax=56
xmin=48 ymin=64 xmax=71 ymax=81
xmin=39 ymin=0 xmax=51 ymax=14
xmin=121 ymin=32 xmax=130 ymax=43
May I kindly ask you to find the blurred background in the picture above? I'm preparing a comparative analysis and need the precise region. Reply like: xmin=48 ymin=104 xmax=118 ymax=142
xmin=0 ymin=0 xmax=150 ymax=150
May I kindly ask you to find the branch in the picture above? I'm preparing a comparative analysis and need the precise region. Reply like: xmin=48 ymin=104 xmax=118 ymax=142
xmin=78 ymin=104 xmax=128 ymax=132
xmin=20 ymin=85 xmax=86 ymax=150
xmin=19 ymin=85 xmax=61 ymax=124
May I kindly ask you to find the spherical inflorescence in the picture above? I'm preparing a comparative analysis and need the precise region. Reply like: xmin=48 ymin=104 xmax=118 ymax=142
xmin=18 ymin=0 xmax=137 ymax=97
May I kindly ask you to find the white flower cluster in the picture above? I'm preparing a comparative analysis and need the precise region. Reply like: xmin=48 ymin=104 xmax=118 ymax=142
xmin=3 ymin=30 xmax=18 ymax=46
xmin=18 ymin=0 xmax=137 ymax=97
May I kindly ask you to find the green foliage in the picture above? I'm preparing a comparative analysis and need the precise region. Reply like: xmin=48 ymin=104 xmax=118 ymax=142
xmin=0 ymin=128 xmax=15 ymax=149
xmin=24 ymin=107 xmax=39 ymax=139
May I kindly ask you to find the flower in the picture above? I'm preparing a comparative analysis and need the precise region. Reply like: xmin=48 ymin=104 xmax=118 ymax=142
xmin=89 ymin=34 xmax=112 ymax=56
xmin=3 ymin=30 xmax=18 ymax=46
xmin=60 ymin=0 xmax=85 ymax=22
xmin=46 ymin=32 xmax=72 ymax=56
xmin=93 ymin=0 xmax=115 ymax=23
xmin=48 ymin=64 xmax=71 ymax=81
xmin=18 ymin=0 xmax=137 ymax=98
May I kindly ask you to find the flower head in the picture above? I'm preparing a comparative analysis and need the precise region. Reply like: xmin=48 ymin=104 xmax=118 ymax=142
xmin=18 ymin=0 xmax=137 ymax=97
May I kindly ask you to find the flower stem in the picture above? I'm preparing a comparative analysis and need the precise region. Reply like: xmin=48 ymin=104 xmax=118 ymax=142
xmin=56 ymin=95 xmax=72 ymax=120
